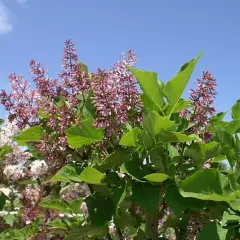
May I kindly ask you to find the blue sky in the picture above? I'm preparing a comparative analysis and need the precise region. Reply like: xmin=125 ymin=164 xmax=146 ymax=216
xmin=0 ymin=0 xmax=239 ymax=119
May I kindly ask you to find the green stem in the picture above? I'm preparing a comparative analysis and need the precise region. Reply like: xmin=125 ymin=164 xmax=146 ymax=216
xmin=144 ymin=213 xmax=158 ymax=240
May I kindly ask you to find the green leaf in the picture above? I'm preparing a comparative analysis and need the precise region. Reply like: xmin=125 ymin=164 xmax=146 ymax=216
xmin=141 ymin=93 xmax=159 ymax=111
xmin=213 ymin=155 xmax=227 ymax=162
xmin=114 ymin=208 xmax=136 ymax=228
xmin=184 ymin=142 xmax=220 ymax=168
xmin=198 ymin=222 xmax=229 ymax=240
xmin=179 ymin=169 xmax=237 ymax=202
xmin=221 ymin=145 xmax=236 ymax=169
xmin=69 ymin=198 xmax=83 ymax=214
xmin=229 ymin=199 xmax=240 ymax=212
xmin=0 ymin=229 xmax=25 ymax=240
xmin=213 ymin=127 xmax=237 ymax=167
xmin=48 ymin=219 xmax=68 ymax=230
xmin=79 ymin=167 xmax=105 ymax=184
xmin=139 ymin=130 xmax=154 ymax=150
xmin=98 ymin=151 xmax=132 ymax=172
xmin=120 ymin=127 xmax=140 ymax=147
xmin=168 ymin=144 xmax=180 ymax=159
xmin=66 ymin=225 xmax=109 ymax=240
xmin=120 ymin=160 xmax=149 ymax=182
xmin=84 ymin=91 xmax=96 ymax=118
xmin=143 ymin=110 xmax=175 ymax=136
xmin=166 ymin=185 xmax=205 ymax=215
xmin=132 ymin=182 xmax=160 ymax=220
xmin=157 ymin=130 xmax=198 ymax=143
xmin=144 ymin=173 xmax=169 ymax=183
xmin=79 ymin=62 xmax=88 ymax=73
xmin=209 ymin=112 xmax=227 ymax=124
xmin=86 ymin=193 xmax=115 ymax=226
xmin=0 ymin=192 xmax=6 ymax=210
xmin=136 ymin=229 xmax=146 ymax=240
xmin=22 ymin=218 xmax=41 ymax=239
xmin=150 ymin=146 xmax=167 ymax=171
xmin=19 ymin=179 xmax=37 ymax=185
xmin=83 ymin=105 xmax=93 ymax=119
xmin=232 ymin=99 xmax=240 ymax=120
xmin=110 ymin=182 xmax=126 ymax=207
xmin=66 ymin=118 xmax=104 ymax=148
xmin=222 ymin=209 xmax=240 ymax=226
xmin=174 ymin=99 xmax=191 ymax=112
xmin=164 ymin=53 xmax=202 ymax=116
xmin=40 ymin=200 xmax=70 ymax=212
xmin=170 ymin=112 xmax=194 ymax=132
xmin=222 ymin=120 xmax=240 ymax=134
xmin=3 ymin=214 xmax=17 ymax=227
xmin=0 ymin=146 xmax=12 ymax=160
xmin=229 ymin=199 xmax=240 ymax=211
xmin=39 ymin=108 xmax=49 ymax=119
xmin=14 ymin=126 xmax=44 ymax=146
xmin=128 ymin=68 xmax=165 ymax=115
xmin=46 ymin=165 xmax=80 ymax=183
xmin=0 ymin=119 xmax=4 ymax=125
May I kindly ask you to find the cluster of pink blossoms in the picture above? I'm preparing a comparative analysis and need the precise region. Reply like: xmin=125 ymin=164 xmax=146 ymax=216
xmin=92 ymin=50 xmax=142 ymax=137
xmin=180 ymin=71 xmax=216 ymax=142
xmin=0 ymin=74 xmax=40 ymax=128
xmin=0 ymin=40 xmax=143 ymax=164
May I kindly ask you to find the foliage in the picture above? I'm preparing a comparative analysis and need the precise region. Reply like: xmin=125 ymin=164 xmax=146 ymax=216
xmin=0 ymin=40 xmax=240 ymax=240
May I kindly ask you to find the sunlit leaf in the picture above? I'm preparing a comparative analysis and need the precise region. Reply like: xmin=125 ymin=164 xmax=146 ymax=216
xmin=40 ymin=200 xmax=70 ymax=213
xmin=165 ymin=185 xmax=206 ymax=215
xmin=184 ymin=142 xmax=220 ymax=168
xmin=157 ymin=130 xmax=198 ymax=143
xmin=46 ymin=165 xmax=81 ymax=183
xmin=144 ymin=173 xmax=170 ymax=183
xmin=14 ymin=126 xmax=44 ymax=146
xmin=128 ymin=68 xmax=165 ymax=115
xmin=231 ymin=99 xmax=240 ymax=120
xmin=179 ymin=169 xmax=237 ymax=202
xmin=143 ymin=110 xmax=175 ymax=137
xmin=164 ymin=53 xmax=202 ymax=116
xmin=0 ymin=146 xmax=12 ymax=160
xmin=48 ymin=219 xmax=68 ymax=230
xmin=66 ymin=118 xmax=104 ymax=148
xmin=79 ymin=167 xmax=105 ymax=184
xmin=120 ymin=127 xmax=140 ymax=147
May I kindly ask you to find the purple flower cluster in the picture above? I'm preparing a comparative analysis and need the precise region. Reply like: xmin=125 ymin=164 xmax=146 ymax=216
xmin=91 ymin=50 xmax=142 ymax=137
xmin=0 ymin=40 xmax=143 ymax=166
xmin=60 ymin=40 xmax=91 ymax=95
xmin=0 ymin=73 xmax=40 ymax=128
xmin=181 ymin=71 xmax=216 ymax=141
xmin=30 ymin=60 xmax=58 ymax=98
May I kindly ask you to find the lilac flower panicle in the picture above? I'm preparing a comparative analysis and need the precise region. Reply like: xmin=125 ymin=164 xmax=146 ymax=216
xmin=60 ymin=40 xmax=91 ymax=95
xmin=0 ymin=73 xmax=40 ymax=128
xmin=30 ymin=60 xmax=58 ymax=98
xmin=91 ymin=50 xmax=142 ymax=137
xmin=181 ymin=71 xmax=216 ymax=142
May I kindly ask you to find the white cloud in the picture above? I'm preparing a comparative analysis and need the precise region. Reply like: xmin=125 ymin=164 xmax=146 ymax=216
xmin=16 ymin=0 xmax=28 ymax=3
xmin=0 ymin=2 xmax=12 ymax=34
